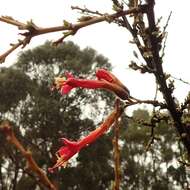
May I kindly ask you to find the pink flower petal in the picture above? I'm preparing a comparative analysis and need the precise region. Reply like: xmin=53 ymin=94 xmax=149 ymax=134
xmin=60 ymin=84 xmax=74 ymax=95
xmin=60 ymin=138 xmax=79 ymax=147
xmin=65 ymin=72 xmax=74 ymax=79
xmin=96 ymin=69 xmax=113 ymax=82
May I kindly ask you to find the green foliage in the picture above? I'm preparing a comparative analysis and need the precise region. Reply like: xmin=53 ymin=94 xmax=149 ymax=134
xmin=17 ymin=41 xmax=111 ymax=76
xmin=0 ymin=68 xmax=33 ymax=113
xmin=16 ymin=175 xmax=37 ymax=190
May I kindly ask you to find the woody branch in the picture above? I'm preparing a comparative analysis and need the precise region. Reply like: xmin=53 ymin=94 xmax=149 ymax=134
xmin=0 ymin=121 xmax=57 ymax=190
xmin=0 ymin=5 xmax=146 ymax=63
xmin=112 ymin=111 xmax=121 ymax=190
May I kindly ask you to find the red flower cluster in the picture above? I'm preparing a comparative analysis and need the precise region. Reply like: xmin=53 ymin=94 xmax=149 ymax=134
xmin=49 ymin=69 xmax=125 ymax=172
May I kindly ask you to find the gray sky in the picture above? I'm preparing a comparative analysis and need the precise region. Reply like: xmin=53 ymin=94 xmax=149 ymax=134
xmin=0 ymin=0 xmax=190 ymax=110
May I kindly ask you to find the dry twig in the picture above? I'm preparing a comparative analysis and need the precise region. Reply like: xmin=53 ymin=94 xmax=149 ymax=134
xmin=71 ymin=6 xmax=104 ymax=16
xmin=0 ymin=6 xmax=145 ymax=63
xmin=0 ymin=121 xmax=57 ymax=190
xmin=125 ymin=98 xmax=166 ymax=109
xmin=112 ymin=100 xmax=121 ymax=190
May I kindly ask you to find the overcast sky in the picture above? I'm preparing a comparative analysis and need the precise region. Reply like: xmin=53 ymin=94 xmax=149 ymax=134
xmin=0 ymin=0 xmax=190 ymax=110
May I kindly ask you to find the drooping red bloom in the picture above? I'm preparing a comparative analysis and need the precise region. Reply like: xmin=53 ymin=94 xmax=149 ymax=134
xmin=48 ymin=138 xmax=80 ymax=173
xmin=48 ymin=107 xmax=121 ymax=173
xmin=54 ymin=69 xmax=130 ymax=100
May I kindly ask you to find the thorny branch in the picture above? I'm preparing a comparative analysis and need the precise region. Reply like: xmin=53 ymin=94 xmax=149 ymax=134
xmin=0 ymin=121 xmax=57 ymax=190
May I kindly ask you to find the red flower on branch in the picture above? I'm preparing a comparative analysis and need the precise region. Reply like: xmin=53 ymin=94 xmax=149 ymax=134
xmin=54 ymin=69 xmax=130 ymax=100
xmin=48 ymin=106 xmax=122 ymax=173
xmin=48 ymin=138 xmax=80 ymax=173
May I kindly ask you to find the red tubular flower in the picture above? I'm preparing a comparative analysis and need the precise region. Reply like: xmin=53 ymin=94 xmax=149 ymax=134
xmin=48 ymin=106 xmax=121 ymax=173
xmin=54 ymin=69 xmax=130 ymax=100
xmin=96 ymin=69 xmax=130 ymax=100
xmin=48 ymin=138 xmax=80 ymax=173
xmin=96 ymin=69 xmax=130 ymax=93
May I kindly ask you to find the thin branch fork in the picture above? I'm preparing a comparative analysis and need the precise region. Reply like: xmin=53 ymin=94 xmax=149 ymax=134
xmin=0 ymin=121 xmax=57 ymax=190
xmin=125 ymin=98 xmax=166 ymax=109
xmin=0 ymin=5 xmax=146 ymax=63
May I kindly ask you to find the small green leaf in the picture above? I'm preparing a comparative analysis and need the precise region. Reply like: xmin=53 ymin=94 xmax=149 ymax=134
xmin=63 ymin=20 xmax=71 ymax=28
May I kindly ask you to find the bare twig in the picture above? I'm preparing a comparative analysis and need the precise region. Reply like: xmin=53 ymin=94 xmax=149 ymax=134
xmin=112 ymin=0 xmax=152 ymax=67
xmin=0 ymin=16 xmax=27 ymax=29
xmin=145 ymin=116 xmax=161 ymax=151
xmin=145 ymin=136 xmax=155 ymax=151
xmin=112 ymin=100 xmax=121 ymax=190
xmin=125 ymin=98 xmax=166 ymax=109
xmin=153 ymin=83 xmax=159 ymax=110
xmin=145 ymin=81 xmax=159 ymax=151
xmin=178 ymin=159 xmax=190 ymax=167
xmin=0 ymin=6 xmax=145 ymax=63
xmin=0 ymin=41 xmax=22 ymax=63
xmin=181 ymin=94 xmax=190 ymax=112
xmin=163 ymin=11 xmax=172 ymax=33
xmin=170 ymin=75 xmax=190 ymax=86
xmin=71 ymin=6 xmax=104 ymax=16
xmin=0 ymin=121 xmax=57 ymax=190
xmin=161 ymin=11 xmax=172 ymax=58
xmin=145 ymin=115 xmax=161 ymax=151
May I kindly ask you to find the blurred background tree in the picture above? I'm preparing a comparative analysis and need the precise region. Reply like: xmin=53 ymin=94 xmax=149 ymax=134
xmin=0 ymin=41 xmax=114 ymax=190
xmin=1 ymin=41 xmax=190 ymax=190
xmin=120 ymin=108 xmax=190 ymax=190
